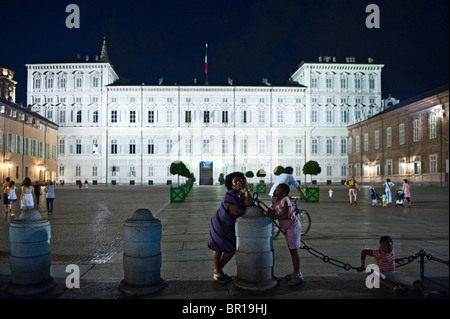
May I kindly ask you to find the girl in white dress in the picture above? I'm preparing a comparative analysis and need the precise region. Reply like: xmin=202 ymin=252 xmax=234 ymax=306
xmin=20 ymin=177 xmax=36 ymax=211
xmin=7 ymin=181 xmax=17 ymax=216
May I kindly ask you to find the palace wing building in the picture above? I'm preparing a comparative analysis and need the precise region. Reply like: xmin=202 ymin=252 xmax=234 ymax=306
xmin=348 ymin=84 xmax=449 ymax=187
xmin=26 ymin=41 xmax=384 ymax=185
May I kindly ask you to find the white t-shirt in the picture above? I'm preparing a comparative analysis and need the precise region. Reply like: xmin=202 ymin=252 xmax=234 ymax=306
xmin=268 ymin=173 xmax=300 ymax=197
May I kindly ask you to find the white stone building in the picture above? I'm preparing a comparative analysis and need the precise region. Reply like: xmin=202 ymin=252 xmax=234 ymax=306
xmin=26 ymin=41 xmax=384 ymax=185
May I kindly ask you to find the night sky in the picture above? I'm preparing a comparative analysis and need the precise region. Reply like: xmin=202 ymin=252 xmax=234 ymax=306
xmin=1 ymin=0 xmax=448 ymax=105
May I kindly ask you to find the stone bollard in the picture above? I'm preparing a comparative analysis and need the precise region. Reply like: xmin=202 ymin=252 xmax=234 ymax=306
xmin=7 ymin=209 xmax=55 ymax=296
xmin=119 ymin=208 xmax=166 ymax=297
xmin=234 ymin=205 xmax=277 ymax=291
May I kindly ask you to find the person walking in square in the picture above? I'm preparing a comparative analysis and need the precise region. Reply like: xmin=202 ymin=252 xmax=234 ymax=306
xmin=344 ymin=176 xmax=360 ymax=205
xmin=383 ymin=178 xmax=395 ymax=205
xmin=20 ymin=177 xmax=36 ymax=211
xmin=33 ymin=181 xmax=41 ymax=207
xmin=402 ymin=179 xmax=411 ymax=208
xmin=3 ymin=177 xmax=11 ymax=214
xmin=45 ymin=181 xmax=55 ymax=214
xmin=7 ymin=180 xmax=17 ymax=216
xmin=382 ymin=192 xmax=387 ymax=206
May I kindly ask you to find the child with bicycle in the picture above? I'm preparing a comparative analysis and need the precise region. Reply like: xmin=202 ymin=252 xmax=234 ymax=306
xmin=266 ymin=183 xmax=303 ymax=286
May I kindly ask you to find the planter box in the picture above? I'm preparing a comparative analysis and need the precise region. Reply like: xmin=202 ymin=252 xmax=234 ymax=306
xmin=301 ymin=186 xmax=319 ymax=202
xmin=170 ymin=187 xmax=185 ymax=202
xmin=248 ymin=184 xmax=254 ymax=191
xmin=256 ymin=183 xmax=266 ymax=193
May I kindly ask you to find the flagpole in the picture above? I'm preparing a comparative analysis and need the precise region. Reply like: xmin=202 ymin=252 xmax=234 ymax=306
xmin=205 ymin=43 xmax=208 ymax=85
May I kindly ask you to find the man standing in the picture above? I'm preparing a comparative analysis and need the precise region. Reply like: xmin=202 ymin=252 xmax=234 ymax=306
xmin=269 ymin=167 xmax=308 ymax=200
xmin=345 ymin=176 xmax=361 ymax=205
xmin=33 ymin=181 xmax=41 ymax=206
xmin=3 ymin=177 xmax=10 ymax=214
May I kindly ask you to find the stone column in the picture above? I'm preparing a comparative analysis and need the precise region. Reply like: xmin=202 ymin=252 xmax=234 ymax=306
xmin=234 ymin=205 xmax=277 ymax=291
xmin=119 ymin=208 xmax=166 ymax=297
xmin=8 ymin=209 xmax=55 ymax=296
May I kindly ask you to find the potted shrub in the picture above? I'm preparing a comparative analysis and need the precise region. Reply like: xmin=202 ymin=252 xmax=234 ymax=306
xmin=170 ymin=161 xmax=187 ymax=186
xmin=302 ymin=160 xmax=322 ymax=202
xmin=256 ymin=169 xmax=267 ymax=193
xmin=245 ymin=171 xmax=254 ymax=191
xmin=170 ymin=161 xmax=190 ymax=202
xmin=273 ymin=165 xmax=284 ymax=176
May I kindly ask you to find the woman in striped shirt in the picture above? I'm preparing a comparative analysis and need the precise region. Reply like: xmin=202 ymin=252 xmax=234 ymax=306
xmin=207 ymin=172 xmax=252 ymax=283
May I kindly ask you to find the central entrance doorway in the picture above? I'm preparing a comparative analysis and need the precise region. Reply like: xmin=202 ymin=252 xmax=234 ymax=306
xmin=199 ymin=161 xmax=213 ymax=185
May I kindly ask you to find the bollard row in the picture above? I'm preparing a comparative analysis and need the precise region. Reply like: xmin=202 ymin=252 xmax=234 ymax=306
xmin=8 ymin=206 xmax=448 ymax=297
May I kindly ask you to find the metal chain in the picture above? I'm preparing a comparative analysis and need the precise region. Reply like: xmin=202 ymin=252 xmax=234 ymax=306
xmin=251 ymin=193 xmax=449 ymax=272
xmin=396 ymin=249 xmax=450 ymax=268
xmin=300 ymin=240 xmax=356 ymax=271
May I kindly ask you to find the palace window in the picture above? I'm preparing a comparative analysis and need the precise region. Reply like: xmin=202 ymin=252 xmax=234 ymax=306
xmin=204 ymin=111 xmax=210 ymax=123
xmin=429 ymin=115 xmax=436 ymax=139
xmin=111 ymin=110 xmax=117 ymax=123
xmin=413 ymin=119 xmax=420 ymax=142
xmin=148 ymin=139 xmax=155 ymax=154
xmin=185 ymin=111 xmax=191 ymax=123
xmin=148 ymin=110 xmax=155 ymax=123
xmin=111 ymin=139 xmax=118 ymax=154
xmin=222 ymin=111 xmax=228 ymax=123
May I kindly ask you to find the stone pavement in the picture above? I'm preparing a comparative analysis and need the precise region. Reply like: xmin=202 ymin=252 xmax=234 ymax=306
xmin=0 ymin=183 xmax=448 ymax=305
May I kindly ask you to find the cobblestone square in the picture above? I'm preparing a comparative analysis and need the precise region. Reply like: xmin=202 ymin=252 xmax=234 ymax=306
xmin=0 ymin=184 xmax=448 ymax=300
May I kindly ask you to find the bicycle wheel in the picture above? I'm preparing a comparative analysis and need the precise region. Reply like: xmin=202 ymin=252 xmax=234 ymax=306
xmin=297 ymin=209 xmax=311 ymax=235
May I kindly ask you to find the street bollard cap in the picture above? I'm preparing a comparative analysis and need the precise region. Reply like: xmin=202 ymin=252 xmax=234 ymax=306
xmin=14 ymin=209 xmax=45 ymax=222
xmin=242 ymin=205 xmax=266 ymax=218
xmin=129 ymin=208 xmax=156 ymax=221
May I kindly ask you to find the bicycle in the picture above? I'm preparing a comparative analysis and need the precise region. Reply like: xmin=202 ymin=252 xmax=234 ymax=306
xmin=251 ymin=193 xmax=311 ymax=240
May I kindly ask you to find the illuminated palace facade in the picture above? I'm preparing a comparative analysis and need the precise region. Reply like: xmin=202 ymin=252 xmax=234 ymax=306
xmin=348 ymin=85 xmax=449 ymax=186
xmin=26 ymin=41 xmax=384 ymax=185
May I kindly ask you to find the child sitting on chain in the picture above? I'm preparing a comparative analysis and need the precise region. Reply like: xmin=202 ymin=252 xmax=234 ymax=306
xmin=357 ymin=235 xmax=442 ymax=298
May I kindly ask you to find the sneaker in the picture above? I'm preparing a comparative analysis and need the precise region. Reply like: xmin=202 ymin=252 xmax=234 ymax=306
xmin=288 ymin=273 xmax=303 ymax=286
xmin=355 ymin=201 xmax=357 ymax=205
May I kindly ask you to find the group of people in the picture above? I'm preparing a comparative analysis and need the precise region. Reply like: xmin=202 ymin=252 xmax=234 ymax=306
xmin=345 ymin=176 xmax=412 ymax=208
xmin=207 ymin=167 xmax=307 ymax=287
xmin=207 ymin=168 xmax=438 ymax=298
xmin=2 ymin=177 xmax=55 ymax=217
